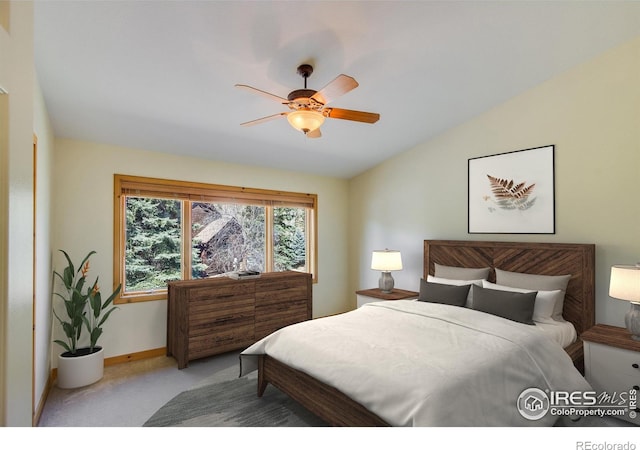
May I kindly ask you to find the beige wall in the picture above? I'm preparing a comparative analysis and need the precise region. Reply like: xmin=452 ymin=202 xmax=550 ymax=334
xmin=33 ymin=76 xmax=54 ymax=423
xmin=349 ymin=36 xmax=640 ymax=327
xmin=0 ymin=12 xmax=7 ymax=429
xmin=52 ymin=139 xmax=350 ymax=362
xmin=0 ymin=0 xmax=35 ymax=426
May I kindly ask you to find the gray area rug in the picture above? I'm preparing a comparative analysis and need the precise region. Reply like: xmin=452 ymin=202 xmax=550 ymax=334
xmin=142 ymin=365 xmax=633 ymax=428
xmin=143 ymin=369 xmax=327 ymax=427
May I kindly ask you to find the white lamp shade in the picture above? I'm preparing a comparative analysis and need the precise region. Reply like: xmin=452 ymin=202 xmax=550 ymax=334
xmin=371 ymin=250 xmax=403 ymax=271
xmin=609 ymin=265 xmax=640 ymax=303
xmin=287 ymin=110 xmax=325 ymax=133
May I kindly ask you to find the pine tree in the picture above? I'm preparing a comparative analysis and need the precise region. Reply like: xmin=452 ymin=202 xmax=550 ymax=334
xmin=273 ymin=207 xmax=306 ymax=271
xmin=125 ymin=197 xmax=182 ymax=291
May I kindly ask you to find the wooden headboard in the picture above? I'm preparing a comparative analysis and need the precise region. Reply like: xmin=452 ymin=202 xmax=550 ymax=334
xmin=424 ymin=240 xmax=595 ymax=337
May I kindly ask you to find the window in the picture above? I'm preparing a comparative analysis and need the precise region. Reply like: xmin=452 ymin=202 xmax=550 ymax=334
xmin=114 ymin=175 xmax=317 ymax=303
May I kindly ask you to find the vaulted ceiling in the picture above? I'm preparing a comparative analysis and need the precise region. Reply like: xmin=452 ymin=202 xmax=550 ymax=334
xmin=34 ymin=1 xmax=640 ymax=178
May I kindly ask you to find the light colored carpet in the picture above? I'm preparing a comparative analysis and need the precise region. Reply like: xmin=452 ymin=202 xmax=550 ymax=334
xmin=38 ymin=351 xmax=241 ymax=427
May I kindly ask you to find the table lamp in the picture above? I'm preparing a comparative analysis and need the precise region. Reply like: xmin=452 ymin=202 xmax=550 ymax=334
xmin=371 ymin=249 xmax=403 ymax=294
xmin=609 ymin=264 xmax=640 ymax=341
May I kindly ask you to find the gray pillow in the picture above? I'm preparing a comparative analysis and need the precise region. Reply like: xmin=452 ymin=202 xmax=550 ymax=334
xmin=419 ymin=280 xmax=471 ymax=307
xmin=471 ymin=284 xmax=537 ymax=325
xmin=435 ymin=263 xmax=491 ymax=281
xmin=495 ymin=268 xmax=571 ymax=320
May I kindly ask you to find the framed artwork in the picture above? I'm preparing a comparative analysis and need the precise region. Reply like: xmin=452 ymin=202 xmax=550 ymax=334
xmin=468 ymin=145 xmax=555 ymax=234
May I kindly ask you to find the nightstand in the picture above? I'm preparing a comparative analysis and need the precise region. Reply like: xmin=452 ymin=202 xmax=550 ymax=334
xmin=582 ymin=324 xmax=640 ymax=426
xmin=355 ymin=288 xmax=419 ymax=308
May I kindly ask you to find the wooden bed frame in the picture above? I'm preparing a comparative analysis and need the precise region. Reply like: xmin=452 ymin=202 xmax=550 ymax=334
xmin=256 ymin=240 xmax=596 ymax=426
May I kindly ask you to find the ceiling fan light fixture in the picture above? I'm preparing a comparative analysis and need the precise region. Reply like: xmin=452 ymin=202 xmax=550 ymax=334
xmin=237 ymin=64 xmax=379 ymax=137
xmin=287 ymin=109 xmax=325 ymax=134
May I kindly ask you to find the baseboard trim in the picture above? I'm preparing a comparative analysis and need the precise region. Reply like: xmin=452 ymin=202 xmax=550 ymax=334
xmin=51 ymin=347 xmax=167 ymax=379
xmin=105 ymin=347 xmax=167 ymax=367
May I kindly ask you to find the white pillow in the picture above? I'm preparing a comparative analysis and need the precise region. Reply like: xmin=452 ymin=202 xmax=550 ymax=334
xmin=481 ymin=280 xmax=563 ymax=323
xmin=427 ymin=275 xmax=484 ymax=308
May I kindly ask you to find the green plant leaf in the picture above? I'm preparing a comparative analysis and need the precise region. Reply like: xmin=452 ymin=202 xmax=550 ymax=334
xmin=88 ymin=279 xmax=102 ymax=319
xmin=59 ymin=250 xmax=75 ymax=285
xmin=101 ymin=284 xmax=122 ymax=310
xmin=97 ymin=306 xmax=118 ymax=328
xmin=53 ymin=339 xmax=71 ymax=353
xmin=52 ymin=271 xmax=67 ymax=286
xmin=61 ymin=322 xmax=75 ymax=339
xmin=75 ymin=276 xmax=86 ymax=294
xmin=89 ymin=327 xmax=103 ymax=351
xmin=62 ymin=266 xmax=73 ymax=289
xmin=77 ymin=250 xmax=96 ymax=273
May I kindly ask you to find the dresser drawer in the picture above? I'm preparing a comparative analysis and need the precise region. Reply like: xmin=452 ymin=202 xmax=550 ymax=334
xmin=189 ymin=307 xmax=255 ymax=336
xmin=188 ymin=326 xmax=255 ymax=360
xmin=188 ymin=282 xmax=254 ymax=301
xmin=255 ymin=300 xmax=309 ymax=336
xmin=189 ymin=297 xmax=254 ymax=320
xmin=256 ymin=275 xmax=307 ymax=292
xmin=255 ymin=285 xmax=309 ymax=306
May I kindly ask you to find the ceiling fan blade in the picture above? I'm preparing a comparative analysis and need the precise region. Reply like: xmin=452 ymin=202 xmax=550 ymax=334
xmin=306 ymin=128 xmax=321 ymax=139
xmin=324 ymin=108 xmax=380 ymax=124
xmin=311 ymin=74 xmax=358 ymax=105
xmin=235 ymin=84 xmax=289 ymax=104
xmin=240 ymin=112 xmax=287 ymax=127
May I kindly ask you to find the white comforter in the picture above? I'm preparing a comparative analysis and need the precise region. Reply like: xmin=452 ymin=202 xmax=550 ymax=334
xmin=240 ymin=300 xmax=592 ymax=426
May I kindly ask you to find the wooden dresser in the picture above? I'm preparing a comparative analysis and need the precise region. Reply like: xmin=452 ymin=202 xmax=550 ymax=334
xmin=167 ymin=271 xmax=312 ymax=369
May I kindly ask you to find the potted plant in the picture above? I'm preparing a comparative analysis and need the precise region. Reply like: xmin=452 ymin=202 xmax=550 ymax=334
xmin=53 ymin=249 xmax=121 ymax=389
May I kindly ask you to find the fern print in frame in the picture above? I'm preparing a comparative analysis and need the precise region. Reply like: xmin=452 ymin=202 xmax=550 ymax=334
xmin=468 ymin=145 xmax=555 ymax=234
xmin=485 ymin=175 xmax=536 ymax=211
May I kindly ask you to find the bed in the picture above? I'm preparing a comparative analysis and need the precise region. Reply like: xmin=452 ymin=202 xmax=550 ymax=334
xmin=240 ymin=240 xmax=596 ymax=426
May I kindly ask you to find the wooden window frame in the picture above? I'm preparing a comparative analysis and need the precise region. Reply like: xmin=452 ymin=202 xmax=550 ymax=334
xmin=113 ymin=174 xmax=317 ymax=304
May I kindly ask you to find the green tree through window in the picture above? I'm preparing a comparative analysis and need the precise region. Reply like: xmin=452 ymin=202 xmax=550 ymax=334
xmin=274 ymin=207 xmax=306 ymax=272
xmin=125 ymin=197 xmax=182 ymax=293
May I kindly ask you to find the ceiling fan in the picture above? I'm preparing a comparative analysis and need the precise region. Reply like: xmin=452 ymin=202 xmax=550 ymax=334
xmin=235 ymin=64 xmax=380 ymax=138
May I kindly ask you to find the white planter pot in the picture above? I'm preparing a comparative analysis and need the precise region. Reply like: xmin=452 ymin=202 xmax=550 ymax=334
xmin=57 ymin=347 xmax=104 ymax=389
